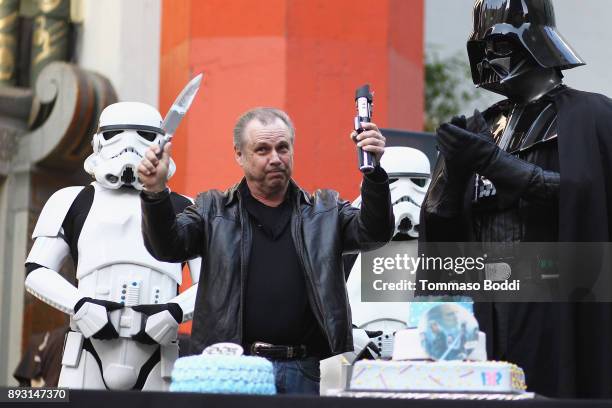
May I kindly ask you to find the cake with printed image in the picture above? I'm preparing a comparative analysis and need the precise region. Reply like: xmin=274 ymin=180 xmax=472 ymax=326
xmin=170 ymin=343 xmax=276 ymax=395
xmin=392 ymin=301 xmax=487 ymax=361
xmin=346 ymin=301 xmax=529 ymax=398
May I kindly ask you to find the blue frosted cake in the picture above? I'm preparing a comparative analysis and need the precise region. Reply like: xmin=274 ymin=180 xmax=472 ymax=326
xmin=170 ymin=344 xmax=276 ymax=395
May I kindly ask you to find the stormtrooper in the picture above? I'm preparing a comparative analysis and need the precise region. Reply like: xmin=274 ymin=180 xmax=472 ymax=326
xmin=320 ymin=146 xmax=431 ymax=392
xmin=421 ymin=0 xmax=612 ymax=398
xmin=24 ymin=102 xmax=202 ymax=391
xmin=347 ymin=146 xmax=431 ymax=359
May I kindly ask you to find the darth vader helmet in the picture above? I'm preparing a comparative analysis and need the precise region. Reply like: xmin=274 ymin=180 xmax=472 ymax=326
xmin=467 ymin=0 xmax=584 ymax=99
xmin=84 ymin=102 xmax=176 ymax=190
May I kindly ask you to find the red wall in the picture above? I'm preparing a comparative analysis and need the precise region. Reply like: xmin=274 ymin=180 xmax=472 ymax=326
xmin=161 ymin=0 xmax=424 ymax=198
xmin=160 ymin=0 xmax=424 ymax=332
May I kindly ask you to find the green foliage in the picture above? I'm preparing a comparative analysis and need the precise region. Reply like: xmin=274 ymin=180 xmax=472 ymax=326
xmin=424 ymin=48 xmax=482 ymax=132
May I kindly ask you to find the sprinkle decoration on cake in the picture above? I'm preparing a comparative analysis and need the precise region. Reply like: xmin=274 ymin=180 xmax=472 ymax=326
xmin=340 ymin=300 xmax=533 ymax=399
xmin=349 ymin=360 xmax=527 ymax=393
xmin=170 ymin=343 xmax=276 ymax=395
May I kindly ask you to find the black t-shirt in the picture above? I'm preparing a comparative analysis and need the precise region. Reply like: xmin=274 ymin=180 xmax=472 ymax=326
xmin=240 ymin=184 xmax=328 ymax=354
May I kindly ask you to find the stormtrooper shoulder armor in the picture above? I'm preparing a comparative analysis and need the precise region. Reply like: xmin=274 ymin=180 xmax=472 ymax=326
xmin=32 ymin=186 xmax=85 ymax=238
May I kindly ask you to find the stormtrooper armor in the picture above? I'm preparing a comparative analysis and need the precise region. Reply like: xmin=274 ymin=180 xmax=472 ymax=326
xmin=347 ymin=147 xmax=431 ymax=359
xmin=25 ymin=102 xmax=201 ymax=391
xmin=84 ymin=102 xmax=176 ymax=191
xmin=320 ymin=147 xmax=431 ymax=394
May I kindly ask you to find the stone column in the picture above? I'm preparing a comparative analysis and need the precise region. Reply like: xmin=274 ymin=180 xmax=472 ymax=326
xmin=0 ymin=0 xmax=20 ymax=85
xmin=30 ymin=0 xmax=70 ymax=86
xmin=0 ymin=62 xmax=116 ymax=386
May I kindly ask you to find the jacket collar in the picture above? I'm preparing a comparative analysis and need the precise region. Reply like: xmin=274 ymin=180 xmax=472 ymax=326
xmin=224 ymin=178 xmax=312 ymax=207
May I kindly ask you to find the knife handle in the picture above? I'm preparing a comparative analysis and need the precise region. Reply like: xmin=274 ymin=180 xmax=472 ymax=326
xmin=156 ymin=135 xmax=172 ymax=159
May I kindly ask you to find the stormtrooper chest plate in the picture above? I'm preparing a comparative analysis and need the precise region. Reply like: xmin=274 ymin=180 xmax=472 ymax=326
xmin=75 ymin=183 xmax=182 ymax=284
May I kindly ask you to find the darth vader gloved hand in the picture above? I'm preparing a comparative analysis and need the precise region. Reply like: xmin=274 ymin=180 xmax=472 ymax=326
xmin=426 ymin=113 xmax=481 ymax=217
xmin=437 ymin=111 xmax=559 ymax=206
xmin=131 ymin=303 xmax=183 ymax=345
xmin=437 ymin=110 xmax=498 ymax=173
xmin=73 ymin=297 xmax=124 ymax=340
xmin=439 ymin=110 xmax=493 ymax=174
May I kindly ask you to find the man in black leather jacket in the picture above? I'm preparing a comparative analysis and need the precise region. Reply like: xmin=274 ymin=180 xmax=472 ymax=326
xmin=137 ymin=107 xmax=394 ymax=394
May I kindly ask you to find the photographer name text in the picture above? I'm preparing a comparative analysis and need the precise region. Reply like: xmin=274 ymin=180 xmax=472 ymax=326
xmin=372 ymin=279 xmax=521 ymax=292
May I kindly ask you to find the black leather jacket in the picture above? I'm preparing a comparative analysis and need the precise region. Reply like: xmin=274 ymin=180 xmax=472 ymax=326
xmin=140 ymin=171 xmax=393 ymax=356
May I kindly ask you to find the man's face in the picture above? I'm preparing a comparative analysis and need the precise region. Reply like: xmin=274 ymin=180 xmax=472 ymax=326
xmin=440 ymin=306 xmax=458 ymax=328
xmin=235 ymin=118 xmax=293 ymax=194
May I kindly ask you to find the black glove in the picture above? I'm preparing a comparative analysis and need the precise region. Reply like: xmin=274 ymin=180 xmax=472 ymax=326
xmin=465 ymin=109 xmax=491 ymax=134
xmin=437 ymin=111 xmax=497 ymax=173
xmin=436 ymin=111 xmax=489 ymax=168
xmin=131 ymin=303 xmax=183 ymax=345
xmin=73 ymin=297 xmax=124 ymax=340
xmin=425 ymin=114 xmax=477 ymax=218
xmin=437 ymin=111 xmax=559 ymax=207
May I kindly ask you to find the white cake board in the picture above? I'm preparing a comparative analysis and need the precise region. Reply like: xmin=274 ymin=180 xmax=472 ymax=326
xmin=325 ymin=389 xmax=536 ymax=401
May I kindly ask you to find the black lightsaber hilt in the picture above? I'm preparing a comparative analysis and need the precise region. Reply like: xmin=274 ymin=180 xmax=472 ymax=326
xmin=354 ymin=84 xmax=375 ymax=174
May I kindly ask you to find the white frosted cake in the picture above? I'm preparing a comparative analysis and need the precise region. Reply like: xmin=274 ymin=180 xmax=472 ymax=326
xmin=170 ymin=343 xmax=276 ymax=395
xmin=350 ymin=360 xmax=526 ymax=393
xmin=344 ymin=302 xmax=530 ymax=398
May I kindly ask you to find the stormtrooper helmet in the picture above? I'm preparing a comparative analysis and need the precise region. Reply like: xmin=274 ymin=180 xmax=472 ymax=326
xmin=384 ymin=147 xmax=431 ymax=240
xmin=84 ymin=102 xmax=176 ymax=190
xmin=353 ymin=146 xmax=431 ymax=240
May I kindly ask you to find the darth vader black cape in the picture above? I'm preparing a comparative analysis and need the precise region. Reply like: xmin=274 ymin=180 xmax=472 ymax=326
xmin=418 ymin=86 xmax=612 ymax=398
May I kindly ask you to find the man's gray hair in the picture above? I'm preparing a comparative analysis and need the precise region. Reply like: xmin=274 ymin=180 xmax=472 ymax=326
xmin=233 ymin=107 xmax=295 ymax=148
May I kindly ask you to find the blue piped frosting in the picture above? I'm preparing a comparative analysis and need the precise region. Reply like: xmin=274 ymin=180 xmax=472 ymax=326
xmin=170 ymin=354 xmax=276 ymax=395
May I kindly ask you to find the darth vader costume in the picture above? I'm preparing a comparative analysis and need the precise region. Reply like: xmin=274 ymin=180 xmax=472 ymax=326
xmin=420 ymin=0 xmax=612 ymax=398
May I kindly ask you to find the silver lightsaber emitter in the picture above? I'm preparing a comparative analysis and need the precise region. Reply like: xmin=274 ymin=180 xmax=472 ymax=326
xmin=354 ymin=84 xmax=375 ymax=174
